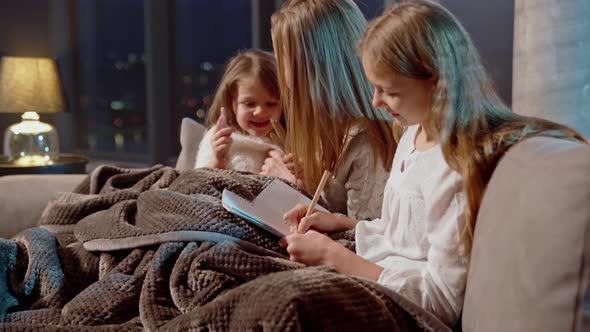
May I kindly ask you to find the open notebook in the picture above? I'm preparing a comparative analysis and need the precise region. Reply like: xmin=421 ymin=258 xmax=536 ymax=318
xmin=222 ymin=179 xmax=329 ymax=237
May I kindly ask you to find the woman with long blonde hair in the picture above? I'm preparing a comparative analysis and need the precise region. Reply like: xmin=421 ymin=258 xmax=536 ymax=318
xmin=263 ymin=0 xmax=396 ymax=221
xmin=279 ymin=0 xmax=587 ymax=326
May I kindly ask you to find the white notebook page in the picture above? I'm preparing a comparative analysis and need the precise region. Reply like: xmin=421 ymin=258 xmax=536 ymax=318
xmin=222 ymin=179 xmax=329 ymax=237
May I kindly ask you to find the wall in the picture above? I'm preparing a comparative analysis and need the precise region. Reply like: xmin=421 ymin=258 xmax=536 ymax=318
xmin=440 ymin=0 xmax=515 ymax=106
xmin=512 ymin=0 xmax=590 ymax=139
xmin=0 ymin=0 xmax=75 ymax=152
xmin=0 ymin=1 xmax=52 ymax=57
xmin=0 ymin=1 xmax=48 ymax=150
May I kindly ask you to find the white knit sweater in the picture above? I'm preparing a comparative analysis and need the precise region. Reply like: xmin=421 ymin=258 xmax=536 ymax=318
xmin=195 ymin=126 xmax=282 ymax=174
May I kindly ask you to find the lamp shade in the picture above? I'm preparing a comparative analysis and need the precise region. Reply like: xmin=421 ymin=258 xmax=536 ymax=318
xmin=0 ymin=56 xmax=66 ymax=114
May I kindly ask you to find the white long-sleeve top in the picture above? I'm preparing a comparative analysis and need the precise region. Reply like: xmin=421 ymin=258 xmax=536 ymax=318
xmin=355 ymin=125 xmax=468 ymax=326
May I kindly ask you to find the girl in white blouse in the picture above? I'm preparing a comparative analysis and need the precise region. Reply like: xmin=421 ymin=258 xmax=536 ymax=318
xmin=279 ymin=0 xmax=586 ymax=327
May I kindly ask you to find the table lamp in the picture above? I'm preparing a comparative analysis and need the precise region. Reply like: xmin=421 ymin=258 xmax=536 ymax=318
xmin=0 ymin=56 xmax=65 ymax=166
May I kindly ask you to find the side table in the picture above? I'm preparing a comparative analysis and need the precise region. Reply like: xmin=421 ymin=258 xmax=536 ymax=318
xmin=0 ymin=154 xmax=89 ymax=176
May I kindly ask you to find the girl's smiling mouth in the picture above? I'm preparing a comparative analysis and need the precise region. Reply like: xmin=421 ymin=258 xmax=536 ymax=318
xmin=249 ymin=119 xmax=271 ymax=128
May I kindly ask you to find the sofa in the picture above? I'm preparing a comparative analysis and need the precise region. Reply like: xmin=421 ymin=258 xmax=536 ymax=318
xmin=0 ymin=117 xmax=588 ymax=331
xmin=0 ymin=118 xmax=207 ymax=239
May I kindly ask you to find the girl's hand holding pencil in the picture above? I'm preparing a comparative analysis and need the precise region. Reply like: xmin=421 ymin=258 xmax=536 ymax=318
xmin=278 ymin=230 xmax=335 ymax=265
xmin=283 ymin=204 xmax=358 ymax=234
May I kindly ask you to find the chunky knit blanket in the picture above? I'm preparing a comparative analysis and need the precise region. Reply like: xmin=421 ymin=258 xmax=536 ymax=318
xmin=0 ymin=165 xmax=450 ymax=331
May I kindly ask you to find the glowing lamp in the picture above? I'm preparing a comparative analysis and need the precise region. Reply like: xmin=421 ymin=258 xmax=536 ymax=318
xmin=0 ymin=57 xmax=65 ymax=166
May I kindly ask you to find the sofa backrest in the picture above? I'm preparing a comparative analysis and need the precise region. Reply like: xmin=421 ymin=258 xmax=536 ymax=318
xmin=462 ymin=137 xmax=590 ymax=331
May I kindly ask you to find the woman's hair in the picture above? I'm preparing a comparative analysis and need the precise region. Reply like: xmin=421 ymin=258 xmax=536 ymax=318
xmin=271 ymin=0 xmax=395 ymax=192
xmin=359 ymin=0 xmax=587 ymax=257
xmin=207 ymin=49 xmax=280 ymax=134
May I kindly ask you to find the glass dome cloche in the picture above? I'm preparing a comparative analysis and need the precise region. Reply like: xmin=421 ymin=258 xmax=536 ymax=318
xmin=3 ymin=111 xmax=60 ymax=166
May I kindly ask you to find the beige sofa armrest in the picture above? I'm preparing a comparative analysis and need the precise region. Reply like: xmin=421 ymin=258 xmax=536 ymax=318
xmin=0 ymin=174 xmax=86 ymax=239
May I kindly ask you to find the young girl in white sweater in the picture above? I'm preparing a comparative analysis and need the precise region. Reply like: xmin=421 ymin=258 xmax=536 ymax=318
xmin=195 ymin=50 xmax=283 ymax=174
xmin=278 ymin=0 xmax=586 ymax=327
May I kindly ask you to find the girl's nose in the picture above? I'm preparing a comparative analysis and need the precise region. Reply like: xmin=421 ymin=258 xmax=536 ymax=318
xmin=253 ymin=106 xmax=266 ymax=116
xmin=371 ymin=90 xmax=383 ymax=109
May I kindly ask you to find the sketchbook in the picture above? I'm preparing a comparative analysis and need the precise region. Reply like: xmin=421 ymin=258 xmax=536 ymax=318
xmin=221 ymin=179 xmax=329 ymax=237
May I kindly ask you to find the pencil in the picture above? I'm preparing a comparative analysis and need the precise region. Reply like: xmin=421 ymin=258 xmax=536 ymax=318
xmin=304 ymin=127 xmax=353 ymax=217
xmin=305 ymin=169 xmax=331 ymax=217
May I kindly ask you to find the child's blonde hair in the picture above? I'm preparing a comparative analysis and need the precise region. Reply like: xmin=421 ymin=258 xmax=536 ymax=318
xmin=271 ymin=0 xmax=395 ymax=192
xmin=359 ymin=0 xmax=588 ymax=257
xmin=207 ymin=49 xmax=280 ymax=135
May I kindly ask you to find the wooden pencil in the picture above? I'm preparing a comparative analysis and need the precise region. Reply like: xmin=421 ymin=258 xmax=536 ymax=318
xmin=305 ymin=169 xmax=331 ymax=217
xmin=304 ymin=128 xmax=353 ymax=217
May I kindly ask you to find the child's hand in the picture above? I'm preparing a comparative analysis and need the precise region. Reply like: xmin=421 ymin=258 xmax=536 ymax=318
xmin=260 ymin=150 xmax=298 ymax=184
xmin=208 ymin=114 xmax=236 ymax=169
xmin=283 ymin=204 xmax=358 ymax=234
xmin=278 ymin=230 xmax=338 ymax=266
xmin=218 ymin=107 xmax=228 ymax=128
xmin=283 ymin=153 xmax=304 ymax=180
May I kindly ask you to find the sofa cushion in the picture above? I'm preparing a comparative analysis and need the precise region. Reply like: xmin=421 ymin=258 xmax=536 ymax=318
xmin=0 ymin=174 xmax=86 ymax=239
xmin=462 ymin=137 xmax=590 ymax=332
xmin=175 ymin=117 xmax=207 ymax=172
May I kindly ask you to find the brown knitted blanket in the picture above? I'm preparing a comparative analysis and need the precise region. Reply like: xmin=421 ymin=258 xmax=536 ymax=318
xmin=0 ymin=165 xmax=450 ymax=331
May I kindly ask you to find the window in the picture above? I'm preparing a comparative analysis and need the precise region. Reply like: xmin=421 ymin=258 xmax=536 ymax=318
xmin=77 ymin=0 xmax=147 ymax=156
xmin=63 ymin=0 xmax=390 ymax=164
xmin=172 ymin=0 xmax=253 ymax=158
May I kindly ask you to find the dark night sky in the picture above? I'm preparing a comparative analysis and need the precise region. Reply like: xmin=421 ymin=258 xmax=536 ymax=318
xmin=78 ymin=0 xmax=384 ymax=66
xmin=79 ymin=0 xmax=252 ymax=65
xmin=79 ymin=0 xmax=145 ymax=60
xmin=175 ymin=0 xmax=252 ymax=65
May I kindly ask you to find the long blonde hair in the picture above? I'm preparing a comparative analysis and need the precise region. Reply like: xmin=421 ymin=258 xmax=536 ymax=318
xmin=271 ymin=0 xmax=395 ymax=192
xmin=207 ymin=49 xmax=281 ymax=134
xmin=359 ymin=0 xmax=588 ymax=256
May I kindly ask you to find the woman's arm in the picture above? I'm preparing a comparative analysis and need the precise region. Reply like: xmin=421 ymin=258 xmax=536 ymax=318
xmin=325 ymin=238 xmax=384 ymax=280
